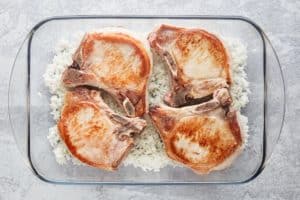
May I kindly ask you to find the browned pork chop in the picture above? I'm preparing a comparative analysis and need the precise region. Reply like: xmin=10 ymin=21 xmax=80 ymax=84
xmin=148 ymin=24 xmax=231 ymax=107
xmin=58 ymin=87 xmax=146 ymax=170
xmin=149 ymin=88 xmax=243 ymax=174
xmin=62 ymin=31 xmax=152 ymax=117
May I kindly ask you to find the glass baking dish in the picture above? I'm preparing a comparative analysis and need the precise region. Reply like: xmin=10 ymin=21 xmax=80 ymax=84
xmin=8 ymin=15 xmax=285 ymax=184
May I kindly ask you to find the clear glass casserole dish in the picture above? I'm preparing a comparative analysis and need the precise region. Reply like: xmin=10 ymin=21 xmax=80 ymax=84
xmin=8 ymin=15 xmax=285 ymax=184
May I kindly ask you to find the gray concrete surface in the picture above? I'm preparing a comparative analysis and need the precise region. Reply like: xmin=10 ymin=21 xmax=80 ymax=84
xmin=0 ymin=0 xmax=299 ymax=199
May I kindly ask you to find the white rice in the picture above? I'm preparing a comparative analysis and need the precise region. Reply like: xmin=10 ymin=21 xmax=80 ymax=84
xmin=43 ymin=30 xmax=250 ymax=171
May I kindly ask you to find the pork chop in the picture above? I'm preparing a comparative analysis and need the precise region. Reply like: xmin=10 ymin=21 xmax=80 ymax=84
xmin=149 ymin=88 xmax=243 ymax=174
xmin=148 ymin=24 xmax=231 ymax=107
xmin=58 ymin=87 xmax=147 ymax=170
xmin=62 ymin=30 xmax=152 ymax=117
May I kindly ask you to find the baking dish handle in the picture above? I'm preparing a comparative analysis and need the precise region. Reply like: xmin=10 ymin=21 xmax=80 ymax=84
xmin=263 ymin=33 xmax=286 ymax=164
xmin=8 ymin=35 xmax=31 ymax=167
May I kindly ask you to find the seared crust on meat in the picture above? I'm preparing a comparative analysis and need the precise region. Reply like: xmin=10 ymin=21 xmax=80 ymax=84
xmin=148 ymin=24 xmax=231 ymax=107
xmin=62 ymin=31 xmax=152 ymax=117
xmin=58 ymin=87 xmax=146 ymax=170
xmin=149 ymin=89 xmax=243 ymax=174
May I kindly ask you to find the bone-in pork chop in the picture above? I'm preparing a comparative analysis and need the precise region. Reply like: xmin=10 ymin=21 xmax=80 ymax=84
xmin=58 ymin=87 xmax=147 ymax=170
xmin=149 ymin=88 xmax=243 ymax=174
xmin=62 ymin=31 xmax=152 ymax=117
xmin=148 ymin=24 xmax=231 ymax=107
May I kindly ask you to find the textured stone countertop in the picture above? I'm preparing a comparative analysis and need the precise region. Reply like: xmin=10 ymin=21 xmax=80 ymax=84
xmin=0 ymin=0 xmax=299 ymax=199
